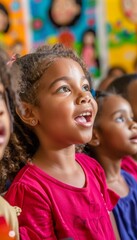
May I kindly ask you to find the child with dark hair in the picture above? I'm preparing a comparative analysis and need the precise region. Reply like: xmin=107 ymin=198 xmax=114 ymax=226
xmin=84 ymin=91 xmax=137 ymax=239
xmin=107 ymin=66 xmax=127 ymax=78
xmin=0 ymin=47 xmax=20 ymax=239
xmin=4 ymin=43 xmax=119 ymax=239
xmin=107 ymin=73 xmax=137 ymax=121
xmin=107 ymin=73 xmax=137 ymax=179
xmin=97 ymin=66 xmax=127 ymax=91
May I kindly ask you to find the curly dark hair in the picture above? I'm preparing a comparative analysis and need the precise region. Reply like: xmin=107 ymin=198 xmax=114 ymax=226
xmin=0 ymin=47 xmax=10 ymax=86
xmin=2 ymin=43 xmax=92 ymax=192
xmin=0 ymin=47 xmax=18 ymax=192
xmin=106 ymin=73 xmax=137 ymax=99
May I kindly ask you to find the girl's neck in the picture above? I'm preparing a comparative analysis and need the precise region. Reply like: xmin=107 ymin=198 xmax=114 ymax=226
xmin=32 ymin=145 xmax=86 ymax=188
xmin=97 ymin=154 xmax=129 ymax=198
xmin=33 ymin=144 xmax=76 ymax=171
xmin=96 ymin=154 xmax=122 ymax=182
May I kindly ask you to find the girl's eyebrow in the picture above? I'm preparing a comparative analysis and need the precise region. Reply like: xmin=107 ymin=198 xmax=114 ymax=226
xmin=49 ymin=76 xmax=88 ymax=89
xmin=111 ymin=109 xmax=128 ymax=116
xmin=49 ymin=76 xmax=70 ymax=89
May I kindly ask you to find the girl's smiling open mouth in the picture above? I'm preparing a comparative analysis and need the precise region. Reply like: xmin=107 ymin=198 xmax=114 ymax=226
xmin=75 ymin=110 xmax=93 ymax=127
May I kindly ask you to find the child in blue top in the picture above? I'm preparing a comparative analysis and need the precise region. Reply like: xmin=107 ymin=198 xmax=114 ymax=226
xmin=84 ymin=91 xmax=137 ymax=239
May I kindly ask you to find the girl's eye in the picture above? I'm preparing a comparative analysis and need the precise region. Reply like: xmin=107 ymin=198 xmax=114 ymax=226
xmin=57 ymin=86 xmax=71 ymax=93
xmin=82 ymin=84 xmax=90 ymax=92
xmin=115 ymin=116 xmax=125 ymax=123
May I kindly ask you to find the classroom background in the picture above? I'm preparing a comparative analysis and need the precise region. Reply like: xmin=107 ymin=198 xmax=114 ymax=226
xmin=0 ymin=0 xmax=137 ymax=86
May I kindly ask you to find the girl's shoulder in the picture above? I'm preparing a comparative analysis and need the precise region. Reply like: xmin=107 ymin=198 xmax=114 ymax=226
xmin=6 ymin=163 xmax=42 ymax=192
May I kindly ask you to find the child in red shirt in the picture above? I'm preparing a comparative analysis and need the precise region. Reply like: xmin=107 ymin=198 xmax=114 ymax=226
xmin=4 ymin=43 xmax=119 ymax=239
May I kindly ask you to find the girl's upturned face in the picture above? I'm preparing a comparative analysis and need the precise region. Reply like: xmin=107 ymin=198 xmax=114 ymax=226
xmin=0 ymin=83 xmax=10 ymax=160
xmin=96 ymin=95 xmax=137 ymax=157
xmin=33 ymin=58 xmax=97 ymax=147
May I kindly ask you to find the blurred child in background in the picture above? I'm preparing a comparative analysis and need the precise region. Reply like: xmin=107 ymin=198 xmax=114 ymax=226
xmin=98 ymin=65 xmax=127 ymax=91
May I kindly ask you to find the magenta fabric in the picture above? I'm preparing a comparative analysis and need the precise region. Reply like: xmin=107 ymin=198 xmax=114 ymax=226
xmin=5 ymin=153 xmax=119 ymax=240
xmin=121 ymin=155 xmax=137 ymax=181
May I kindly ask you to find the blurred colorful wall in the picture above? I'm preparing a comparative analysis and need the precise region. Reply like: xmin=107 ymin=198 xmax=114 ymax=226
xmin=105 ymin=0 xmax=137 ymax=73
xmin=0 ymin=0 xmax=136 ymax=81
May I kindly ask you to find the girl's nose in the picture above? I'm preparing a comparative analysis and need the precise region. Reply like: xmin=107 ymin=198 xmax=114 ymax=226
xmin=76 ymin=92 xmax=92 ymax=105
xmin=131 ymin=120 xmax=137 ymax=129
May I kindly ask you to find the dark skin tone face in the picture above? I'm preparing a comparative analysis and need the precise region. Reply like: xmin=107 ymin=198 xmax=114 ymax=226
xmin=33 ymin=58 xmax=97 ymax=148
xmin=89 ymin=95 xmax=137 ymax=197
xmin=94 ymin=95 xmax=137 ymax=158
xmin=19 ymin=58 xmax=97 ymax=188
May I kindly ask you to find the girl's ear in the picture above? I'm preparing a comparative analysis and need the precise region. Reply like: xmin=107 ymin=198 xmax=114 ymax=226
xmin=16 ymin=102 xmax=38 ymax=127
xmin=88 ymin=129 xmax=100 ymax=147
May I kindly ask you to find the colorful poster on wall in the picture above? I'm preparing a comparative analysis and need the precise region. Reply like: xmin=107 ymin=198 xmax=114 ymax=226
xmin=0 ymin=0 xmax=29 ymax=56
xmin=0 ymin=0 xmax=105 ymax=79
xmin=105 ymin=0 xmax=137 ymax=73
xmin=28 ymin=0 xmax=102 ymax=79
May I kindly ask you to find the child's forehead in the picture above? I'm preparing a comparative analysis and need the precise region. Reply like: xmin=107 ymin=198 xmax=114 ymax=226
xmin=43 ymin=57 xmax=84 ymax=73
xmin=100 ymin=95 xmax=130 ymax=113
xmin=104 ymin=94 xmax=127 ymax=105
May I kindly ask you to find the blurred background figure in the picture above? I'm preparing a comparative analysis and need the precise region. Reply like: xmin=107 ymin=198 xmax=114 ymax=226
xmin=97 ymin=65 xmax=127 ymax=90
xmin=81 ymin=28 xmax=100 ymax=78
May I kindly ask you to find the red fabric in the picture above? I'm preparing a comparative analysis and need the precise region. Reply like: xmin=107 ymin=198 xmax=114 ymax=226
xmin=5 ymin=153 xmax=119 ymax=240
xmin=121 ymin=155 xmax=137 ymax=181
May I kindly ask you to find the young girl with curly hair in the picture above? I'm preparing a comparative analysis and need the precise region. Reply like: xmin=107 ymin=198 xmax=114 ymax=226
xmin=4 ymin=43 xmax=120 ymax=240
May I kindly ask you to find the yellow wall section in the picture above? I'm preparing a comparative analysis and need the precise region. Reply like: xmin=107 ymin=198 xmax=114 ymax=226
xmin=105 ymin=0 xmax=137 ymax=72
